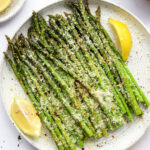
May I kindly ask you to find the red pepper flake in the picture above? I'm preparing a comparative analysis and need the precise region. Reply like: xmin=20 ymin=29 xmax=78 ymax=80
xmin=54 ymin=112 xmax=58 ymax=116
xmin=18 ymin=135 xmax=21 ymax=141
xmin=97 ymin=145 xmax=103 ymax=148
xmin=112 ymin=135 xmax=115 ymax=138
xmin=36 ymin=113 xmax=39 ymax=116
xmin=74 ymin=52 xmax=76 ymax=56
xmin=77 ymin=93 xmax=82 ymax=98
xmin=59 ymin=107 xmax=62 ymax=110
xmin=116 ymin=81 xmax=119 ymax=85
xmin=85 ymin=91 xmax=88 ymax=94
xmin=44 ymin=92 xmax=48 ymax=95
xmin=17 ymin=135 xmax=22 ymax=147
xmin=69 ymin=46 xmax=72 ymax=49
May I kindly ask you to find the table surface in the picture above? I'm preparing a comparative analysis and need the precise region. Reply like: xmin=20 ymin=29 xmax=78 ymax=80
xmin=0 ymin=0 xmax=150 ymax=149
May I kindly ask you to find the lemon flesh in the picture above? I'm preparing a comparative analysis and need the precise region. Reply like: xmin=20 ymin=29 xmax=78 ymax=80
xmin=11 ymin=98 xmax=42 ymax=138
xmin=0 ymin=0 xmax=12 ymax=13
xmin=108 ymin=18 xmax=132 ymax=61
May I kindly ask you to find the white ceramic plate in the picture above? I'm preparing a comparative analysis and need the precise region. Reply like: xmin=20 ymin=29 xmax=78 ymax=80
xmin=0 ymin=0 xmax=150 ymax=150
xmin=0 ymin=0 xmax=26 ymax=23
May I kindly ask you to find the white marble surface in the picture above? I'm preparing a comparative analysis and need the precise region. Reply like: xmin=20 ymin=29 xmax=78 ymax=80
xmin=0 ymin=0 xmax=150 ymax=149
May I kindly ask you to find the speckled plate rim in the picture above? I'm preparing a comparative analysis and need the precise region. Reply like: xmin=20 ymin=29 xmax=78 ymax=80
xmin=0 ymin=0 xmax=150 ymax=150
xmin=0 ymin=0 xmax=26 ymax=23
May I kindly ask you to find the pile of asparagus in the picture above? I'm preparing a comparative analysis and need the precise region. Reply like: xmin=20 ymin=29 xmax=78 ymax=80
xmin=4 ymin=0 xmax=150 ymax=149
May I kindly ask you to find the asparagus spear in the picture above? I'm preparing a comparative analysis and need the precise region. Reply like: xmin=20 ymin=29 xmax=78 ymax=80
xmin=29 ymin=11 xmax=124 ymax=128
xmin=55 ymin=14 xmax=127 ymax=115
xmin=7 ymin=38 xmax=72 ymax=149
xmin=24 ymin=51 xmax=93 ymax=137
xmin=12 ymin=45 xmax=77 ymax=150
xmin=27 ymin=22 xmax=96 ymax=134
xmin=25 ymin=68 xmax=76 ymax=150
xmin=28 ymin=31 xmax=112 ymax=131
xmin=4 ymin=2 xmax=150 ymax=150
xmin=4 ymin=52 xmax=67 ymax=150
xmin=15 ymin=35 xmax=94 ymax=138
xmin=30 ymin=13 xmax=115 ymax=132
xmin=48 ymin=14 xmax=125 ymax=126
xmin=84 ymin=1 xmax=144 ymax=103
xmin=18 ymin=41 xmax=85 ymax=146
xmin=96 ymin=14 xmax=150 ymax=107
xmin=64 ymin=11 xmax=133 ymax=121
xmin=69 ymin=0 xmax=142 ymax=115
xmin=31 ymin=13 xmax=92 ymax=87
xmin=27 ymin=31 xmax=116 ymax=130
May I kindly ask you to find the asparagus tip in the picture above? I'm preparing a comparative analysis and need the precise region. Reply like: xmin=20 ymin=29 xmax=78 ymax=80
xmin=5 ymin=35 xmax=10 ymax=41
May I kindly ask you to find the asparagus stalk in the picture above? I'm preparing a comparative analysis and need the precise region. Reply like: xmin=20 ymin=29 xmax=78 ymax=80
xmin=22 ymin=50 xmax=94 ymax=137
xmin=16 ymin=35 xmax=95 ymax=138
xmin=28 ymin=31 xmax=112 ymax=132
xmin=69 ymin=0 xmax=142 ymax=115
xmin=48 ymin=14 xmax=125 ymax=126
xmin=27 ymin=32 xmax=116 ymax=130
xmin=19 ymin=47 xmax=85 ymax=146
xmin=84 ymin=2 xmax=144 ymax=104
xmin=25 ymin=68 xmax=76 ymax=150
xmin=4 ymin=52 xmax=66 ymax=150
xmin=31 ymin=13 xmax=92 ymax=87
xmin=58 ymin=14 xmax=127 ymax=115
xmin=30 ymin=14 xmax=113 ymax=132
xmin=99 ymin=19 xmax=150 ymax=107
xmin=64 ymin=11 xmax=133 ymax=121
xmin=14 ymin=51 xmax=77 ymax=150
xmin=28 ymin=12 xmax=123 ymax=129
xmin=7 ymin=39 xmax=72 ymax=149
xmin=4 ymin=2 xmax=149 ymax=150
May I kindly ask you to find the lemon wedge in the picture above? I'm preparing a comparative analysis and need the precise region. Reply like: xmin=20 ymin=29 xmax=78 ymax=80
xmin=0 ymin=0 xmax=12 ymax=13
xmin=11 ymin=98 xmax=42 ymax=138
xmin=108 ymin=18 xmax=132 ymax=61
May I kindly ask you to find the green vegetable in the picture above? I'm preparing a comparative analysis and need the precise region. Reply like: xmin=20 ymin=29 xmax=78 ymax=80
xmin=4 ymin=1 xmax=149 ymax=150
